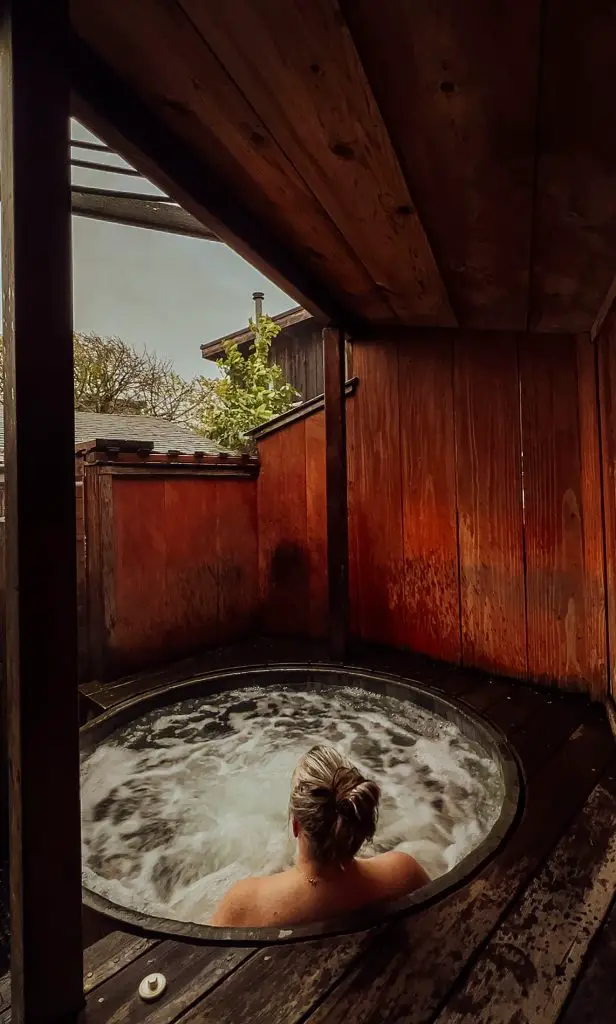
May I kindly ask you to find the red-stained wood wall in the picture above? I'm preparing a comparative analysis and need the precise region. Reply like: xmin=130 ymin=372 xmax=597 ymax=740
xmin=256 ymin=331 xmax=611 ymax=699
xmin=84 ymin=463 xmax=258 ymax=680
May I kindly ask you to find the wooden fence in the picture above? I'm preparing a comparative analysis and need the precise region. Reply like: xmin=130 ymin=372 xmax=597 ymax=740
xmin=82 ymin=454 xmax=258 ymax=680
xmin=256 ymin=329 xmax=616 ymax=699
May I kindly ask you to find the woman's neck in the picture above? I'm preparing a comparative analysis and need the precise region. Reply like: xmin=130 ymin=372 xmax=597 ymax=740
xmin=295 ymin=841 xmax=353 ymax=880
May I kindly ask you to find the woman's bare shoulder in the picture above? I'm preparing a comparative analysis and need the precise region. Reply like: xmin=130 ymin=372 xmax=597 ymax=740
xmin=362 ymin=850 xmax=431 ymax=894
xmin=209 ymin=876 xmax=261 ymax=927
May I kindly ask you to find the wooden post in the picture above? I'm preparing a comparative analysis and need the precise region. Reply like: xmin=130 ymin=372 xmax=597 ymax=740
xmin=1 ymin=1 xmax=84 ymax=1019
xmin=323 ymin=326 xmax=349 ymax=659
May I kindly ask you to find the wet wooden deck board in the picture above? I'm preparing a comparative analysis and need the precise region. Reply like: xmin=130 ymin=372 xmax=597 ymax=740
xmin=19 ymin=644 xmax=610 ymax=1023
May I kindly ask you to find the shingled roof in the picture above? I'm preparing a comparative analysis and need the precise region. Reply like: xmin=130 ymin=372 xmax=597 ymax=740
xmin=0 ymin=406 xmax=231 ymax=464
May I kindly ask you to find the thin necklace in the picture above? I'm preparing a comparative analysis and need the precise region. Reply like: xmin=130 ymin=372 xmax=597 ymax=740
xmin=295 ymin=864 xmax=320 ymax=886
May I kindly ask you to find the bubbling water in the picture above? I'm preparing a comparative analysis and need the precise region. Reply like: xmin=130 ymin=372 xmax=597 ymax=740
xmin=81 ymin=685 xmax=505 ymax=924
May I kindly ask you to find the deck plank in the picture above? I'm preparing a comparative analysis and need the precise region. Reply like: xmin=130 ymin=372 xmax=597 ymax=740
xmin=510 ymin=696 xmax=592 ymax=780
xmin=84 ymin=932 xmax=160 ymax=994
xmin=559 ymin=896 xmax=616 ymax=1023
xmin=435 ymin=764 xmax=616 ymax=1023
xmin=84 ymin=938 xmax=256 ymax=1024
xmin=304 ymin=714 xmax=614 ymax=1024
xmin=176 ymin=930 xmax=378 ymax=1024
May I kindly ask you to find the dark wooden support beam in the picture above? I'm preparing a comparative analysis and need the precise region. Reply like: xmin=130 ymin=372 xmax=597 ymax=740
xmin=1 ymin=0 xmax=84 ymax=1019
xmin=323 ymin=326 xmax=349 ymax=659
xmin=69 ymin=37 xmax=365 ymax=335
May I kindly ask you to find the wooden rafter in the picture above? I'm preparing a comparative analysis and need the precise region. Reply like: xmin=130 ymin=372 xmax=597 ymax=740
xmin=70 ymin=35 xmax=367 ymax=333
xmin=179 ymin=0 xmax=456 ymax=327
xmin=70 ymin=186 xmax=220 ymax=241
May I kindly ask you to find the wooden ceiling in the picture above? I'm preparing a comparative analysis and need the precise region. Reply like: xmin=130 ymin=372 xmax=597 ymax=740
xmin=70 ymin=0 xmax=616 ymax=334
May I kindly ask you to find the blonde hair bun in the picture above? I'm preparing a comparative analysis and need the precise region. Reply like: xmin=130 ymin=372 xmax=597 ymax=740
xmin=289 ymin=745 xmax=380 ymax=863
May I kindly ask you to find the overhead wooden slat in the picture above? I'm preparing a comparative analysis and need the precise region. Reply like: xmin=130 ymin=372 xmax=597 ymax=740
xmin=178 ymin=0 xmax=455 ymax=327
xmin=71 ymin=0 xmax=394 ymax=327
xmin=530 ymin=0 xmax=616 ymax=331
xmin=71 ymin=187 xmax=220 ymax=240
xmin=341 ymin=0 xmax=541 ymax=330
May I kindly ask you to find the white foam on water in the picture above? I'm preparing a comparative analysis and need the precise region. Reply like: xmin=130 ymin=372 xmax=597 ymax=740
xmin=81 ymin=685 xmax=505 ymax=923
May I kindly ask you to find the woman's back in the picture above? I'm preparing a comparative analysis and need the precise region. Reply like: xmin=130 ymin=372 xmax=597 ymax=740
xmin=210 ymin=849 xmax=430 ymax=928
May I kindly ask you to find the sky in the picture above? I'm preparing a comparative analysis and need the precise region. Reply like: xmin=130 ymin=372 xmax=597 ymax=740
xmin=3 ymin=119 xmax=294 ymax=381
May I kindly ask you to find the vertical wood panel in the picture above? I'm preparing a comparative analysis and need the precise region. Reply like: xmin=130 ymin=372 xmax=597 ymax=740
xmin=399 ymin=335 xmax=460 ymax=661
xmin=577 ymin=333 xmax=608 ymax=697
xmin=348 ymin=343 xmax=404 ymax=645
xmin=258 ymin=424 xmax=309 ymax=634
xmin=163 ymin=478 xmax=219 ymax=657
xmin=92 ymin=473 xmax=258 ymax=675
xmin=217 ymin=478 xmax=259 ymax=642
xmin=305 ymin=412 xmax=328 ymax=638
xmin=111 ymin=477 xmax=167 ymax=670
xmin=598 ymin=313 xmax=616 ymax=694
xmin=346 ymin=389 xmax=361 ymax=638
xmin=0 ymin=0 xmax=84 ymax=1014
xmin=455 ymin=334 xmax=527 ymax=676
xmin=324 ymin=326 xmax=349 ymax=657
xmin=520 ymin=333 xmax=607 ymax=694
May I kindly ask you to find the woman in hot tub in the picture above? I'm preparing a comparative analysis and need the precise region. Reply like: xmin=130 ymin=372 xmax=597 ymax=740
xmin=210 ymin=744 xmax=429 ymax=927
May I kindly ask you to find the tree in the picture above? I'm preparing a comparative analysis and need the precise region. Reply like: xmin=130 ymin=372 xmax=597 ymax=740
xmin=0 ymin=317 xmax=300 ymax=448
xmin=198 ymin=314 xmax=300 ymax=450
xmin=0 ymin=332 xmax=204 ymax=428
xmin=73 ymin=333 xmax=204 ymax=425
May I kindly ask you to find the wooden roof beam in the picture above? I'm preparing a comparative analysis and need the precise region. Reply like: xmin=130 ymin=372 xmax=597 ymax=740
xmin=70 ymin=36 xmax=366 ymax=335
xmin=70 ymin=186 xmax=221 ymax=241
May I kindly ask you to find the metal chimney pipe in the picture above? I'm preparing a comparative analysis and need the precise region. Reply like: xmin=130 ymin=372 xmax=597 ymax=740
xmin=252 ymin=290 xmax=264 ymax=321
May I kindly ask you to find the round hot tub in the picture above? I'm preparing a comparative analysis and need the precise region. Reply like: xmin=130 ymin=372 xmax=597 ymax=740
xmin=80 ymin=664 xmax=520 ymax=942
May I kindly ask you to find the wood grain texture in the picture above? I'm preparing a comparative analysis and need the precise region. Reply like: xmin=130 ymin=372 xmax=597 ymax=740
xmin=110 ymin=476 xmax=168 ymax=671
xmin=216 ymin=478 xmax=259 ymax=643
xmin=398 ymin=334 xmax=460 ymax=661
xmin=305 ymin=411 xmax=328 ymax=639
xmin=520 ymin=334 xmax=607 ymax=694
xmin=436 ymin=767 xmax=616 ymax=1023
xmin=1 ymin=2 xmax=84 ymax=1014
xmin=347 ymin=343 xmax=405 ymax=646
xmin=83 ymin=933 xmax=159 ymax=994
xmin=346 ymin=388 xmax=361 ymax=638
xmin=324 ymin=325 xmax=349 ymax=656
xmin=598 ymin=313 xmax=616 ymax=696
xmin=559 ymin=896 xmax=616 ymax=1024
xmin=178 ymin=931 xmax=377 ymax=1024
xmin=85 ymin=939 xmax=255 ymax=1024
xmin=257 ymin=423 xmax=309 ymax=635
xmin=162 ymin=478 xmax=219 ymax=658
xmin=71 ymin=0 xmax=393 ymax=325
xmin=306 ymin=714 xmax=615 ymax=1024
xmin=454 ymin=334 xmax=527 ymax=677
xmin=341 ymin=0 xmax=541 ymax=329
xmin=179 ymin=0 xmax=455 ymax=327
xmin=103 ymin=474 xmax=257 ymax=675
xmin=531 ymin=0 xmax=616 ymax=331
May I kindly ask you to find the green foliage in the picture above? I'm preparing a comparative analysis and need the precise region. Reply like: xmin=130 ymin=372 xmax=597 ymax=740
xmin=73 ymin=332 xmax=204 ymax=426
xmin=198 ymin=315 xmax=300 ymax=451
xmin=0 ymin=317 xmax=299 ymax=450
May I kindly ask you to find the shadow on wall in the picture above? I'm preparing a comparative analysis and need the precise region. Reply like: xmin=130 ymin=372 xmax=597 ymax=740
xmin=267 ymin=541 xmax=310 ymax=635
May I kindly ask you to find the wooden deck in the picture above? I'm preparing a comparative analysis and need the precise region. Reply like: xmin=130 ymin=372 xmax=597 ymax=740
xmin=5 ymin=641 xmax=616 ymax=1022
